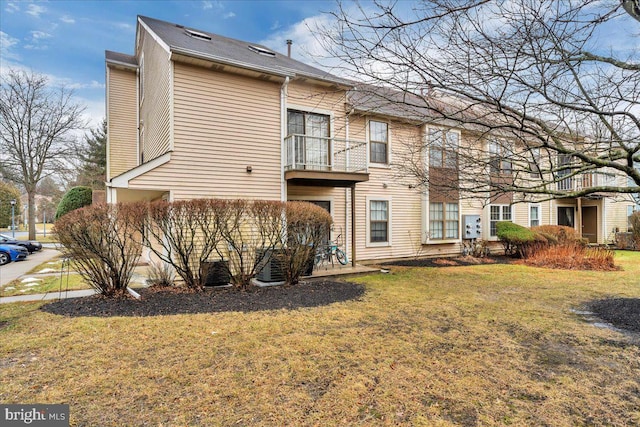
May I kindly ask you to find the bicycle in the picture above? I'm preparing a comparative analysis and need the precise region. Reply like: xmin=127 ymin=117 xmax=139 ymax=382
xmin=314 ymin=234 xmax=348 ymax=269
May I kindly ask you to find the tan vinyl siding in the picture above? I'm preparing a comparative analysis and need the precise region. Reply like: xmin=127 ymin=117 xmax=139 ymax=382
xmin=107 ymin=67 xmax=138 ymax=179
xmin=604 ymin=198 xmax=631 ymax=241
xmin=130 ymin=62 xmax=282 ymax=200
xmin=139 ymin=28 xmax=172 ymax=162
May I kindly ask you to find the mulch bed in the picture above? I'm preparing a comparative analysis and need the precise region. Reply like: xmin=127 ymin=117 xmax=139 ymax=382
xmin=40 ymin=280 xmax=365 ymax=318
xmin=589 ymin=298 xmax=640 ymax=334
xmin=381 ymin=255 xmax=513 ymax=268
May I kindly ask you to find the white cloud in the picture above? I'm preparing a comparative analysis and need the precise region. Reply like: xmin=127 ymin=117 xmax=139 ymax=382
xmin=223 ymin=12 xmax=235 ymax=19
xmin=60 ymin=15 xmax=75 ymax=24
xmin=270 ymin=21 xmax=281 ymax=31
xmin=24 ymin=30 xmax=52 ymax=50
xmin=114 ymin=22 xmax=135 ymax=32
xmin=77 ymin=97 xmax=105 ymax=130
xmin=26 ymin=3 xmax=46 ymax=17
xmin=5 ymin=2 xmax=19 ymax=13
xmin=260 ymin=14 xmax=341 ymax=67
xmin=202 ymin=1 xmax=213 ymax=10
xmin=24 ymin=44 xmax=47 ymax=50
xmin=67 ymin=80 xmax=105 ymax=90
xmin=31 ymin=30 xmax=52 ymax=40
xmin=0 ymin=31 xmax=20 ymax=61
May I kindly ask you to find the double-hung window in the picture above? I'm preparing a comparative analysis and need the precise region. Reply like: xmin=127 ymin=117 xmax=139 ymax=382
xmin=369 ymin=200 xmax=389 ymax=243
xmin=490 ymin=205 xmax=512 ymax=237
xmin=429 ymin=128 xmax=458 ymax=169
xmin=429 ymin=202 xmax=459 ymax=240
xmin=489 ymin=140 xmax=512 ymax=175
xmin=369 ymin=121 xmax=389 ymax=164
xmin=529 ymin=204 xmax=541 ymax=227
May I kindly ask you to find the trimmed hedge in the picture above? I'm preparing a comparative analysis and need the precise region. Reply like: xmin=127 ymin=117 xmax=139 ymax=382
xmin=56 ymin=186 xmax=93 ymax=219
xmin=496 ymin=221 xmax=546 ymax=258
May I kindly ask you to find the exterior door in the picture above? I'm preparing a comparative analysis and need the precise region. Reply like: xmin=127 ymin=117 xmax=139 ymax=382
xmin=557 ymin=206 xmax=575 ymax=228
xmin=582 ymin=206 xmax=597 ymax=243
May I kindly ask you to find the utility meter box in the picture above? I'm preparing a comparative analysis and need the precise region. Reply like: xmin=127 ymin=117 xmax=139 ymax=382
xmin=462 ymin=215 xmax=482 ymax=239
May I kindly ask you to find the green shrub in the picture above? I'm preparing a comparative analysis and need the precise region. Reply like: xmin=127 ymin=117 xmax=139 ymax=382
xmin=55 ymin=186 xmax=92 ymax=219
xmin=0 ymin=181 xmax=21 ymax=228
xmin=496 ymin=221 xmax=546 ymax=258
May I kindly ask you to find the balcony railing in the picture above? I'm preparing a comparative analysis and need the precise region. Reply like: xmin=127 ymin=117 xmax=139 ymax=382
xmin=556 ymin=172 xmax=616 ymax=192
xmin=284 ymin=134 xmax=368 ymax=173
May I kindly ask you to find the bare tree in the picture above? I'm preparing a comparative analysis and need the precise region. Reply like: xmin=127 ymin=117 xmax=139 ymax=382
xmin=0 ymin=69 xmax=85 ymax=239
xmin=319 ymin=0 xmax=639 ymax=204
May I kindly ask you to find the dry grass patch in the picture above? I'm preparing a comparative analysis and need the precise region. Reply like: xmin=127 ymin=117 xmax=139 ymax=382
xmin=0 ymin=273 xmax=87 ymax=297
xmin=0 ymin=252 xmax=639 ymax=425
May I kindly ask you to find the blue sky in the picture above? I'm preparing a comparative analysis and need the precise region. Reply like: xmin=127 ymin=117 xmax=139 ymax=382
xmin=0 ymin=0 xmax=340 ymax=127
xmin=1 ymin=1 xmax=637 ymax=130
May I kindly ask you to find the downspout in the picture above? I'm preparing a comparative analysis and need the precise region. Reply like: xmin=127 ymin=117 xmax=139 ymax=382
xmin=345 ymin=113 xmax=350 ymax=258
xmin=280 ymin=76 xmax=290 ymax=202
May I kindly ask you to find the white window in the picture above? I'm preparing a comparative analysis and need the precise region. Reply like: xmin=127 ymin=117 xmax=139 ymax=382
xmin=490 ymin=204 xmax=512 ymax=237
xmin=489 ymin=140 xmax=512 ymax=175
xmin=428 ymin=128 xmax=459 ymax=169
xmin=529 ymin=204 xmax=541 ymax=227
xmin=369 ymin=120 xmax=389 ymax=164
xmin=367 ymin=197 xmax=392 ymax=246
xmin=429 ymin=202 xmax=459 ymax=240
xmin=529 ymin=147 xmax=541 ymax=178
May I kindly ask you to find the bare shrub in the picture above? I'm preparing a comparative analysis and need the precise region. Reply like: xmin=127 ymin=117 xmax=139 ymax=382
xmin=146 ymin=261 xmax=175 ymax=287
xmin=524 ymin=243 xmax=616 ymax=271
xmin=139 ymin=199 xmax=224 ymax=290
xmin=281 ymin=202 xmax=333 ymax=285
xmin=216 ymin=200 xmax=285 ymax=289
xmin=630 ymin=211 xmax=640 ymax=249
xmin=54 ymin=203 xmax=144 ymax=296
xmin=532 ymin=225 xmax=585 ymax=246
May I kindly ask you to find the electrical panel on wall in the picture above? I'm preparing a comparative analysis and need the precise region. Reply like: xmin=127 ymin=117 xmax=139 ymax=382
xmin=462 ymin=215 xmax=482 ymax=239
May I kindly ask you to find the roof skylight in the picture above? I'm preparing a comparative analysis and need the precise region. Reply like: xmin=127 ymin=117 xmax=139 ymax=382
xmin=248 ymin=45 xmax=276 ymax=57
xmin=185 ymin=29 xmax=211 ymax=41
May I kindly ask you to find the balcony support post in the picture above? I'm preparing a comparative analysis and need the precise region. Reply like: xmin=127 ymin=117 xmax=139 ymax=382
xmin=351 ymin=183 xmax=356 ymax=267
xmin=577 ymin=197 xmax=583 ymax=239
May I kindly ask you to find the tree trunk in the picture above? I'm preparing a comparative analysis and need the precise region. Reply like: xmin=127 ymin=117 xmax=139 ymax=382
xmin=27 ymin=190 xmax=36 ymax=240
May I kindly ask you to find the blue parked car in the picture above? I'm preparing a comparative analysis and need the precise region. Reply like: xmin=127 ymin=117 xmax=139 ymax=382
xmin=0 ymin=243 xmax=28 ymax=265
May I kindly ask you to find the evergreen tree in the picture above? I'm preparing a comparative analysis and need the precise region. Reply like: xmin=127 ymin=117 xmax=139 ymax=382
xmin=77 ymin=119 xmax=107 ymax=190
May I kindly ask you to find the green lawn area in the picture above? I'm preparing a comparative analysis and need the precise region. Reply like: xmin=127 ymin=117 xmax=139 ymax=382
xmin=1 ymin=252 xmax=639 ymax=425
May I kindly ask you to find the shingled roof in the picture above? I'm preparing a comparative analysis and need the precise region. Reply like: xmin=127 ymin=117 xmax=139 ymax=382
xmin=138 ymin=15 xmax=351 ymax=87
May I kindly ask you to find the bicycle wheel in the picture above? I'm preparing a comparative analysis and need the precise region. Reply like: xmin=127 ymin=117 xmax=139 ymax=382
xmin=335 ymin=249 xmax=348 ymax=265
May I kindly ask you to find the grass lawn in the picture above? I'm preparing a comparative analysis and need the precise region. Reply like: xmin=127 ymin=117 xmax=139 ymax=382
xmin=1 ymin=252 xmax=639 ymax=426
xmin=0 ymin=273 xmax=87 ymax=297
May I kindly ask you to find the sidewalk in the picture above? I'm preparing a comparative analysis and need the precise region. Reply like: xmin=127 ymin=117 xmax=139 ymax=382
xmin=0 ymin=289 xmax=98 ymax=304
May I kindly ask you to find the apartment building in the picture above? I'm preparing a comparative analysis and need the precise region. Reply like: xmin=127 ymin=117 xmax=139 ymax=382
xmin=106 ymin=16 xmax=635 ymax=263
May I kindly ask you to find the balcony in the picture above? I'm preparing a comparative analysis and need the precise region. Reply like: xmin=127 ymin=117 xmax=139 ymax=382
xmin=557 ymin=171 xmax=616 ymax=193
xmin=284 ymin=134 xmax=370 ymax=187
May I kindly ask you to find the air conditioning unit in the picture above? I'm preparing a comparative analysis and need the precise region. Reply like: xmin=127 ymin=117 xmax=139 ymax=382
xmin=256 ymin=248 xmax=285 ymax=283
xmin=200 ymin=260 xmax=230 ymax=286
